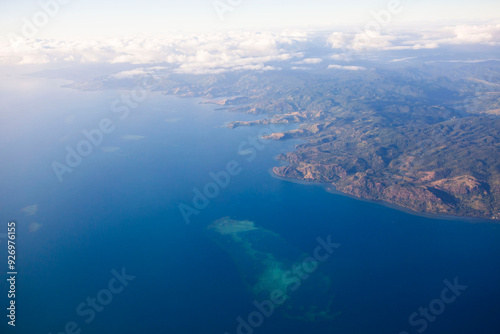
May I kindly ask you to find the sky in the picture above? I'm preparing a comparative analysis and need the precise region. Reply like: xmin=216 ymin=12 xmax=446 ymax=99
xmin=0 ymin=0 xmax=498 ymax=68
xmin=0 ymin=0 xmax=499 ymax=39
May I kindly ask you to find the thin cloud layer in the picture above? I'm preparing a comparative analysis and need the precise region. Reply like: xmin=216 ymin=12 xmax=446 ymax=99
xmin=327 ymin=64 xmax=367 ymax=71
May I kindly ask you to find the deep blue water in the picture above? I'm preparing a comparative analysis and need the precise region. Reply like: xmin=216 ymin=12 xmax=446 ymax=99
xmin=0 ymin=71 xmax=500 ymax=334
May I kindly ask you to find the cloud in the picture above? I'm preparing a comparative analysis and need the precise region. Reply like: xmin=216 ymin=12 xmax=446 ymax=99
xmin=329 ymin=53 xmax=350 ymax=61
xmin=21 ymin=204 xmax=38 ymax=216
xmin=295 ymin=57 xmax=323 ymax=64
xmin=111 ymin=69 xmax=151 ymax=78
xmin=327 ymin=64 xmax=367 ymax=71
xmin=326 ymin=22 xmax=500 ymax=51
xmin=327 ymin=32 xmax=350 ymax=49
xmin=121 ymin=135 xmax=145 ymax=140
xmin=0 ymin=31 xmax=305 ymax=74
xmin=101 ymin=146 xmax=121 ymax=152
xmin=1 ymin=24 xmax=498 ymax=72
xmin=443 ymin=23 xmax=500 ymax=45
xmin=426 ymin=59 xmax=500 ymax=64
xmin=390 ymin=56 xmax=419 ymax=62
xmin=328 ymin=31 xmax=397 ymax=51
xmin=29 ymin=222 xmax=43 ymax=233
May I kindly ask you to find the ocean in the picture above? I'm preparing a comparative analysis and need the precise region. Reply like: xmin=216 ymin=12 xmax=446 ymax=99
xmin=0 ymin=71 xmax=499 ymax=334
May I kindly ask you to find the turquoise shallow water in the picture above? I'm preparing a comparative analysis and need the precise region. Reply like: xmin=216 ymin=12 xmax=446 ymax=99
xmin=0 ymin=73 xmax=499 ymax=334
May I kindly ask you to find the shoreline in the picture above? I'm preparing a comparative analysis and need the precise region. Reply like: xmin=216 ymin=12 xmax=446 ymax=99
xmin=268 ymin=168 xmax=498 ymax=224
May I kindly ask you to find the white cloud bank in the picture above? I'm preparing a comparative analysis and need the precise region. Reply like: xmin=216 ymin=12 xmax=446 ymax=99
xmin=0 ymin=24 xmax=498 ymax=73
xmin=0 ymin=31 xmax=308 ymax=74
xmin=327 ymin=23 xmax=500 ymax=51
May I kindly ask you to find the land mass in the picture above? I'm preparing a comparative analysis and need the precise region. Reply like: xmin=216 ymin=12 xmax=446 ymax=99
xmin=65 ymin=59 xmax=500 ymax=220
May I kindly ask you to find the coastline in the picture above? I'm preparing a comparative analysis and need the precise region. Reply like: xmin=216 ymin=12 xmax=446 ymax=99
xmin=51 ymin=71 xmax=499 ymax=224
xmin=268 ymin=168 xmax=498 ymax=224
